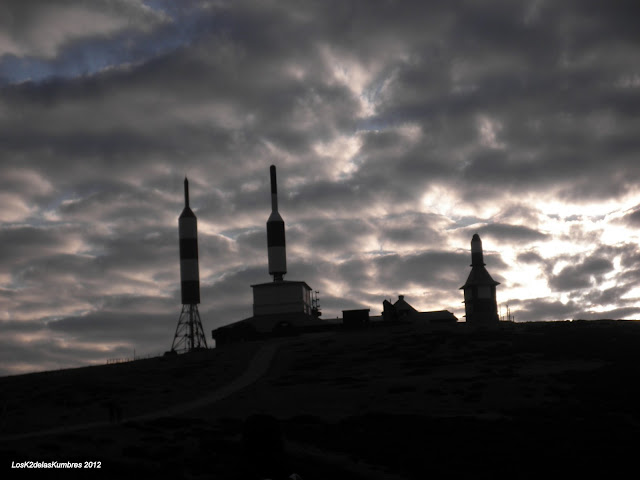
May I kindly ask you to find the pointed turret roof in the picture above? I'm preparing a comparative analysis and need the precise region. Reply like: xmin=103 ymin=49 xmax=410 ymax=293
xmin=461 ymin=233 xmax=500 ymax=289
xmin=460 ymin=266 xmax=500 ymax=289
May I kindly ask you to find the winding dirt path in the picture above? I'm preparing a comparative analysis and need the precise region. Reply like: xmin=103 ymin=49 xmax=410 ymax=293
xmin=0 ymin=338 xmax=287 ymax=441
xmin=1 ymin=332 xmax=411 ymax=478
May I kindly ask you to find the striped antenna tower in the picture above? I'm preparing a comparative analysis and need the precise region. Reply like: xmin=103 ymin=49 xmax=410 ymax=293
xmin=267 ymin=165 xmax=287 ymax=281
xmin=171 ymin=177 xmax=208 ymax=353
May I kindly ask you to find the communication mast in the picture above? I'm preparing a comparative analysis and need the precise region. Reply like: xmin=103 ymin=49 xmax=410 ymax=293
xmin=500 ymin=304 xmax=515 ymax=322
xmin=171 ymin=178 xmax=208 ymax=353
xmin=311 ymin=290 xmax=322 ymax=318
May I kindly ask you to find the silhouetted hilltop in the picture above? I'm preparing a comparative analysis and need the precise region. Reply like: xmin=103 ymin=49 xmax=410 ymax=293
xmin=2 ymin=320 xmax=640 ymax=478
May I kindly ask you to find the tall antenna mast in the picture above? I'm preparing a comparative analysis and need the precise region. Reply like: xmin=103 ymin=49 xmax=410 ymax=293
xmin=171 ymin=177 xmax=208 ymax=353
xmin=267 ymin=165 xmax=287 ymax=282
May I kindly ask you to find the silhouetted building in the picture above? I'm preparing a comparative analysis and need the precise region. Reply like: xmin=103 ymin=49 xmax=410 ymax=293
xmin=249 ymin=165 xmax=321 ymax=326
xmin=342 ymin=309 xmax=370 ymax=328
xmin=252 ymin=280 xmax=313 ymax=317
xmin=383 ymin=295 xmax=415 ymax=321
xmin=382 ymin=295 xmax=457 ymax=324
xmin=212 ymin=166 xmax=324 ymax=345
xmin=460 ymin=234 xmax=500 ymax=325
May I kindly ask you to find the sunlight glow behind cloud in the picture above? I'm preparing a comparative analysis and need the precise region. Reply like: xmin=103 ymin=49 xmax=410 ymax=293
xmin=1 ymin=0 xmax=640 ymax=375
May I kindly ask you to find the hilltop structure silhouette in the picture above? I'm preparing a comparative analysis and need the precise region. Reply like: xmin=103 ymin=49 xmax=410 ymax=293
xmin=382 ymin=295 xmax=457 ymax=323
xmin=212 ymin=166 xmax=325 ymax=345
xmin=170 ymin=177 xmax=208 ymax=353
xmin=206 ymin=168 xmax=510 ymax=345
xmin=461 ymin=233 xmax=500 ymax=325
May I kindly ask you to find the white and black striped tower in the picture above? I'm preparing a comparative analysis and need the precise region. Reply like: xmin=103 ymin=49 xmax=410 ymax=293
xmin=267 ymin=165 xmax=287 ymax=282
xmin=171 ymin=177 xmax=208 ymax=353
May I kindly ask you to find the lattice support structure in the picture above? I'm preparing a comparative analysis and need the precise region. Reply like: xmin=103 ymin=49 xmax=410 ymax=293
xmin=171 ymin=303 xmax=208 ymax=353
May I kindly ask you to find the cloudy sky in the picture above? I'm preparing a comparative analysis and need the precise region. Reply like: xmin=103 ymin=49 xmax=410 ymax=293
xmin=1 ymin=0 xmax=640 ymax=375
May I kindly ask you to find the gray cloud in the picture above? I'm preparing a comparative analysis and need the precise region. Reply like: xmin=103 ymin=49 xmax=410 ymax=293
xmin=548 ymin=256 xmax=614 ymax=292
xmin=517 ymin=250 xmax=545 ymax=264
xmin=0 ymin=0 xmax=169 ymax=59
xmin=574 ymin=307 xmax=640 ymax=321
xmin=470 ymin=223 xmax=549 ymax=244
xmin=619 ymin=205 xmax=640 ymax=228
xmin=1 ymin=0 xmax=639 ymax=374
xmin=506 ymin=298 xmax=580 ymax=322
xmin=372 ymin=249 xmax=504 ymax=292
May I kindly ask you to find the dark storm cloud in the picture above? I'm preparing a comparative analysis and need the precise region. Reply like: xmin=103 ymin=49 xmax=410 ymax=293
xmin=0 ymin=335 xmax=120 ymax=377
xmin=0 ymin=3 xmax=361 ymax=206
xmin=320 ymin=294 xmax=369 ymax=319
xmin=470 ymin=223 xmax=549 ymax=244
xmin=0 ymin=307 xmax=172 ymax=376
xmin=200 ymin=265 xmax=279 ymax=328
xmin=517 ymin=250 xmax=545 ymax=264
xmin=359 ymin=1 xmax=640 ymax=203
xmin=519 ymin=243 xmax=640 ymax=319
xmin=372 ymin=249 xmax=507 ymax=291
xmin=290 ymin=217 xmax=377 ymax=257
xmin=375 ymin=211 xmax=448 ymax=249
xmin=619 ymin=205 xmax=640 ymax=228
xmin=89 ymin=231 xmax=176 ymax=275
xmin=573 ymin=307 xmax=640 ymax=321
xmin=2 ymin=0 xmax=634 ymax=204
xmin=491 ymin=203 xmax=543 ymax=226
xmin=57 ymin=185 xmax=174 ymax=225
xmin=0 ymin=0 xmax=181 ymax=87
xmin=0 ymin=0 xmax=169 ymax=58
xmin=334 ymin=257 xmax=377 ymax=293
xmin=548 ymin=256 xmax=614 ymax=292
xmin=0 ymin=225 xmax=79 ymax=265
xmin=575 ymin=284 xmax=638 ymax=311
xmin=9 ymin=229 xmax=174 ymax=287
xmin=0 ymin=168 xmax=54 ymax=206
xmin=286 ymin=180 xmax=377 ymax=215
xmin=48 ymin=310 xmax=173 ymax=342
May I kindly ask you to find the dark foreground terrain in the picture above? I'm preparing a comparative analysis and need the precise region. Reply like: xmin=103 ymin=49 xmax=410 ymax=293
xmin=2 ymin=320 xmax=640 ymax=478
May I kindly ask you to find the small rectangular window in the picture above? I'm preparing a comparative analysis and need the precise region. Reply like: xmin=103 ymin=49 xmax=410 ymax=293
xmin=478 ymin=286 xmax=491 ymax=298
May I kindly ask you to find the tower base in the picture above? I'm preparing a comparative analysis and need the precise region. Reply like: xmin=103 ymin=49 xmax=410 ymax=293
xmin=171 ymin=304 xmax=208 ymax=353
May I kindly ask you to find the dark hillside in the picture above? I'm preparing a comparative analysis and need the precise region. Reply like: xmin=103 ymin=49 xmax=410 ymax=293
xmin=3 ymin=320 xmax=640 ymax=478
